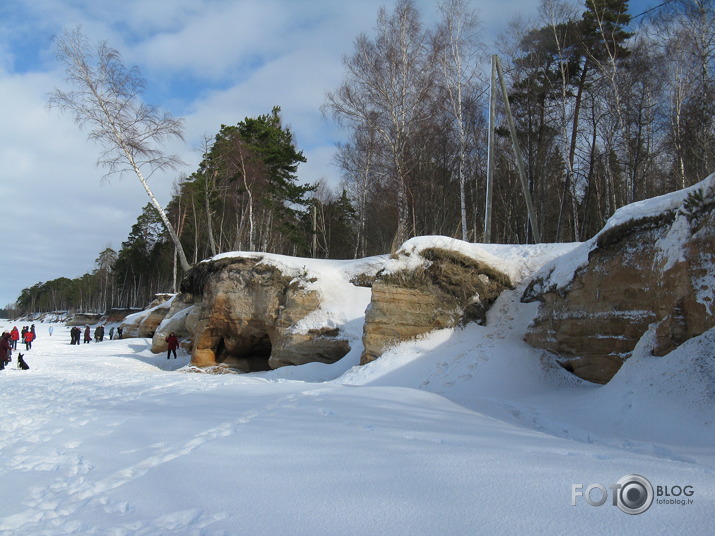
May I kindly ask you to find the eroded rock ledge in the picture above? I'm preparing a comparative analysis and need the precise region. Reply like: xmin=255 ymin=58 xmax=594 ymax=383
xmin=360 ymin=246 xmax=512 ymax=365
xmin=146 ymin=256 xmax=361 ymax=372
xmin=125 ymin=177 xmax=713 ymax=383
xmin=522 ymin=178 xmax=715 ymax=384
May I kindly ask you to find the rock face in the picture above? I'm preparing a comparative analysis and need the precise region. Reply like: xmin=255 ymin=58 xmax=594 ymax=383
xmin=171 ymin=256 xmax=352 ymax=372
xmin=103 ymin=308 xmax=142 ymax=325
xmin=523 ymin=179 xmax=715 ymax=384
xmin=360 ymin=246 xmax=512 ymax=365
xmin=150 ymin=294 xmax=195 ymax=353
xmin=120 ymin=295 xmax=174 ymax=338
xmin=65 ymin=313 xmax=102 ymax=326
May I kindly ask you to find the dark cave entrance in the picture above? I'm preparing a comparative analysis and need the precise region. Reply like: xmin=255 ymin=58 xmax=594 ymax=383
xmin=214 ymin=328 xmax=273 ymax=372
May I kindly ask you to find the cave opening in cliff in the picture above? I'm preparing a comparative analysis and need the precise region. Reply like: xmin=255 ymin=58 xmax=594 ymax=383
xmin=214 ymin=329 xmax=273 ymax=372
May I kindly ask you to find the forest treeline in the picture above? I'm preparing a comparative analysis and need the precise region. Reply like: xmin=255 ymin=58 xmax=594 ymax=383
xmin=13 ymin=0 xmax=714 ymax=314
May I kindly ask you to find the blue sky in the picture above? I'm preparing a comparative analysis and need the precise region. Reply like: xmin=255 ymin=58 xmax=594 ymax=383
xmin=0 ymin=0 xmax=657 ymax=308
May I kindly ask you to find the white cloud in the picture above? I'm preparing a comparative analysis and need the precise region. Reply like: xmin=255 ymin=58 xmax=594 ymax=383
xmin=0 ymin=0 xmax=547 ymax=307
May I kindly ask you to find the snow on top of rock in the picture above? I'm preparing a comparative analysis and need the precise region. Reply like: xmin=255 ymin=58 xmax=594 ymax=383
xmin=528 ymin=173 xmax=715 ymax=294
xmin=208 ymin=251 xmax=386 ymax=337
xmin=209 ymin=250 xmax=385 ymax=283
xmin=385 ymin=235 xmax=579 ymax=285
xmin=601 ymin=172 xmax=714 ymax=233
xmin=210 ymin=236 xmax=577 ymax=294
xmin=122 ymin=294 xmax=177 ymax=327
xmin=204 ymin=238 xmax=575 ymax=338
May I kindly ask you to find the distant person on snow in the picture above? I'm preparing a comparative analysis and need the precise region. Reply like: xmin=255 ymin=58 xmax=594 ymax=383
xmin=165 ymin=332 xmax=179 ymax=359
xmin=49 ymin=326 xmax=54 ymax=336
xmin=0 ymin=332 xmax=12 ymax=370
xmin=70 ymin=326 xmax=81 ymax=345
xmin=117 ymin=327 xmax=123 ymax=339
xmin=84 ymin=325 xmax=91 ymax=344
xmin=109 ymin=327 xmax=115 ymax=340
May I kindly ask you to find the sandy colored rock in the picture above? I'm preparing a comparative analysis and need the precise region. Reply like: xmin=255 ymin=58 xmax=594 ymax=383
xmin=166 ymin=257 xmax=351 ymax=371
xmin=361 ymin=283 xmax=461 ymax=364
xmin=360 ymin=247 xmax=512 ymax=365
xmin=523 ymin=193 xmax=715 ymax=384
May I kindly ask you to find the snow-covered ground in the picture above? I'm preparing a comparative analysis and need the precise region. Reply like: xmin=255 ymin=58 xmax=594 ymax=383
xmin=2 ymin=289 xmax=713 ymax=535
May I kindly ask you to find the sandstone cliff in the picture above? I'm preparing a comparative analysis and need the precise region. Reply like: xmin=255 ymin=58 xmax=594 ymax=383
xmin=153 ymin=254 xmax=379 ymax=372
xmin=136 ymin=177 xmax=713 ymax=382
xmin=120 ymin=294 xmax=174 ymax=338
xmin=148 ymin=238 xmax=572 ymax=372
xmin=523 ymin=175 xmax=715 ymax=383
xmin=359 ymin=240 xmax=514 ymax=365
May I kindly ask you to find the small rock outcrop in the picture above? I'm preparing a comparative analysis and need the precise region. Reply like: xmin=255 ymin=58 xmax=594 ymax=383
xmin=120 ymin=294 xmax=174 ymax=338
xmin=523 ymin=177 xmax=715 ymax=384
xmin=360 ymin=244 xmax=512 ymax=365
xmin=65 ymin=313 xmax=102 ymax=326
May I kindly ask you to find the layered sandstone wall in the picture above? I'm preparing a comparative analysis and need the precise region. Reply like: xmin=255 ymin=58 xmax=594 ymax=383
xmin=360 ymin=246 xmax=512 ymax=365
xmin=523 ymin=178 xmax=715 ymax=383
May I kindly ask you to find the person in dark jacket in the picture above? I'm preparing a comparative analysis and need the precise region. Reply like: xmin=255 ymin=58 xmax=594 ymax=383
xmin=84 ymin=325 xmax=91 ymax=344
xmin=0 ymin=332 xmax=12 ymax=370
xmin=70 ymin=326 xmax=79 ymax=345
xmin=165 ymin=332 xmax=179 ymax=359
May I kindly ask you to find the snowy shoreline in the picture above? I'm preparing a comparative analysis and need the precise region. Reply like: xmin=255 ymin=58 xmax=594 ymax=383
xmin=1 ymin=297 xmax=712 ymax=535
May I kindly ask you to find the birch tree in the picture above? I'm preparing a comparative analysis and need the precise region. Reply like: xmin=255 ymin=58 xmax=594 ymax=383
xmin=48 ymin=26 xmax=191 ymax=272
xmin=436 ymin=0 xmax=483 ymax=241
xmin=324 ymin=0 xmax=436 ymax=247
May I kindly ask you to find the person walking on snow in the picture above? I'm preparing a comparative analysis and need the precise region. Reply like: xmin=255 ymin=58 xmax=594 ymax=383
xmin=165 ymin=332 xmax=179 ymax=359
xmin=84 ymin=325 xmax=91 ymax=344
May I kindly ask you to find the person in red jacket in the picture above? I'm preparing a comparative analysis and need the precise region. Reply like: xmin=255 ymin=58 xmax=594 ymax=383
xmin=10 ymin=326 xmax=19 ymax=350
xmin=165 ymin=332 xmax=179 ymax=359
xmin=23 ymin=329 xmax=34 ymax=350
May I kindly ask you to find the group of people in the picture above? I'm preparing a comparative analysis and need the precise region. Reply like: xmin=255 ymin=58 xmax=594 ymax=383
xmin=7 ymin=325 xmax=36 ymax=351
xmin=70 ymin=324 xmax=123 ymax=344
xmin=2 ymin=322 xmax=181 ymax=365
xmin=69 ymin=325 xmax=123 ymax=345
xmin=0 ymin=325 xmax=36 ymax=369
